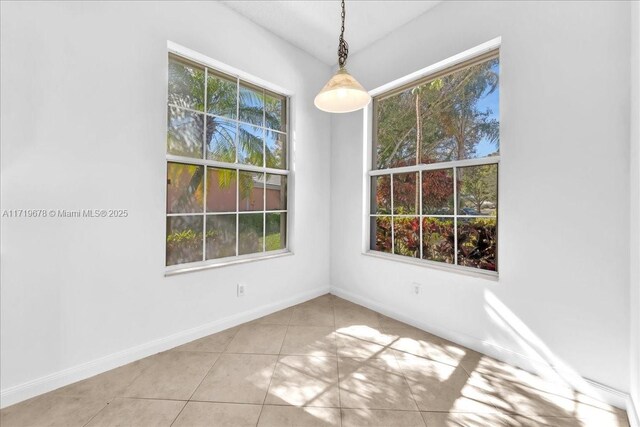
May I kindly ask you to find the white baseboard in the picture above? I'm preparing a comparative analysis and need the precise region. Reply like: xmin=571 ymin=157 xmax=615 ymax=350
xmin=331 ymin=286 xmax=633 ymax=416
xmin=0 ymin=286 xmax=330 ymax=409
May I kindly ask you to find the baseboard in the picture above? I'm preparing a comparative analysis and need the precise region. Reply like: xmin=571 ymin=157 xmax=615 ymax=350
xmin=628 ymin=396 xmax=640 ymax=427
xmin=330 ymin=286 xmax=632 ymax=414
xmin=0 ymin=286 xmax=330 ymax=409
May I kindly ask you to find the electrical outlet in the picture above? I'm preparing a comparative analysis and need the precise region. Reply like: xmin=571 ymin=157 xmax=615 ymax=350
xmin=237 ymin=283 xmax=246 ymax=297
xmin=412 ymin=283 xmax=421 ymax=295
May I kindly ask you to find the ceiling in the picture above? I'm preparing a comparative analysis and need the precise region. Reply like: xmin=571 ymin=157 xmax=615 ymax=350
xmin=222 ymin=1 xmax=441 ymax=66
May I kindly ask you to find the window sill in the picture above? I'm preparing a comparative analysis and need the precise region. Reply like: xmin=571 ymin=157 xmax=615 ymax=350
xmin=165 ymin=250 xmax=293 ymax=277
xmin=361 ymin=250 xmax=499 ymax=281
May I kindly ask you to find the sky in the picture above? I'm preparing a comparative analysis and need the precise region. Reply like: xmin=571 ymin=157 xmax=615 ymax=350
xmin=474 ymin=62 xmax=500 ymax=158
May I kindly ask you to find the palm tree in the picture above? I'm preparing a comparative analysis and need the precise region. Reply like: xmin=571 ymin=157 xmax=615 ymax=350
xmin=168 ymin=58 xmax=285 ymax=208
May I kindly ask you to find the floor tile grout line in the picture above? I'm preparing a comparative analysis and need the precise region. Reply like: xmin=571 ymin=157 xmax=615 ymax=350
xmin=168 ymin=399 xmax=512 ymax=414
xmin=389 ymin=347 xmax=427 ymax=423
xmin=332 ymin=298 xmax=345 ymax=426
xmin=222 ymin=325 xmax=243 ymax=352
xmin=79 ymin=359 xmax=168 ymax=427
xmin=255 ymin=307 xmax=292 ymax=427
xmin=115 ymin=396 xmax=189 ymax=403
xmin=188 ymin=400 xmax=339 ymax=408
xmin=170 ymin=352 xmax=224 ymax=426
xmin=223 ymin=351 xmax=288 ymax=356
xmin=273 ymin=297 xmax=341 ymax=410
xmin=168 ymin=400 xmax=190 ymax=427
xmin=334 ymin=329 xmax=471 ymax=371
xmin=331 ymin=295 xmax=345 ymax=427
xmin=80 ymin=402 xmax=110 ymax=427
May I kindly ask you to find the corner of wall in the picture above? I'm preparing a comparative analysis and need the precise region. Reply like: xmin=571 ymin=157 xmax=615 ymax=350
xmin=631 ymin=0 xmax=640 ymax=421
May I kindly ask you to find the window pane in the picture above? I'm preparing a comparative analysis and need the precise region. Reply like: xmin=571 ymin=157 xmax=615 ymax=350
xmin=265 ymin=131 xmax=286 ymax=169
xmin=393 ymin=217 xmax=420 ymax=258
xmin=207 ymin=71 xmax=237 ymax=119
xmin=266 ymin=213 xmax=286 ymax=251
xmin=375 ymin=90 xmax=417 ymax=169
xmin=239 ymin=82 xmax=264 ymax=126
xmin=461 ymin=58 xmax=500 ymax=160
xmin=423 ymin=169 xmax=454 ymax=215
xmin=457 ymin=164 xmax=498 ymax=216
xmin=167 ymin=55 xmax=289 ymax=268
xmin=238 ymin=124 xmax=264 ymax=166
xmin=167 ymin=163 xmax=204 ymax=214
xmin=457 ymin=217 xmax=497 ymax=271
xmin=239 ymin=171 xmax=264 ymax=211
xmin=167 ymin=107 xmax=204 ymax=159
xmin=239 ymin=213 xmax=263 ymax=255
xmin=422 ymin=217 xmax=454 ymax=263
xmin=370 ymin=175 xmax=391 ymax=214
xmin=370 ymin=216 xmax=392 ymax=253
xmin=168 ymin=57 xmax=205 ymax=110
xmin=393 ymin=172 xmax=418 ymax=215
xmin=266 ymin=175 xmax=286 ymax=211
xmin=265 ymin=92 xmax=286 ymax=132
xmin=166 ymin=216 xmax=203 ymax=266
xmin=373 ymin=56 xmax=499 ymax=168
xmin=206 ymin=117 xmax=236 ymax=162
xmin=206 ymin=214 xmax=236 ymax=259
xmin=206 ymin=168 xmax=237 ymax=213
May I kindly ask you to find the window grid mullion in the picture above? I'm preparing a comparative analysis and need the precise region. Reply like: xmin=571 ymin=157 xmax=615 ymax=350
xmin=419 ymin=169 xmax=423 ymax=260
xmin=263 ymin=100 xmax=267 ymax=253
xmin=453 ymin=166 xmax=458 ymax=266
xmin=167 ymin=103 xmax=287 ymax=137
xmin=369 ymin=156 xmax=499 ymax=176
xmin=166 ymin=155 xmax=289 ymax=176
xmin=390 ymin=173 xmax=395 ymax=255
xmin=263 ymin=175 xmax=266 ymax=253
xmin=202 ymin=68 xmax=208 ymax=262
xmin=235 ymin=77 xmax=240 ymax=258
xmin=236 ymin=168 xmax=240 ymax=257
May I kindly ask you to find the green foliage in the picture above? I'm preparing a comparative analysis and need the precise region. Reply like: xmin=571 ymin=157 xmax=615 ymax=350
xmin=167 ymin=229 xmax=200 ymax=244
xmin=376 ymin=58 xmax=499 ymax=169
xmin=373 ymin=216 xmax=496 ymax=271
xmin=166 ymin=227 xmax=202 ymax=265
xmin=373 ymin=217 xmax=392 ymax=253
xmin=458 ymin=218 xmax=496 ymax=271
xmin=168 ymin=56 xmax=287 ymax=209
xmin=422 ymin=217 xmax=454 ymax=263
xmin=393 ymin=217 xmax=420 ymax=257
xmin=459 ymin=164 xmax=497 ymax=213
xmin=264 ymin=233 xmax=283 ymax=251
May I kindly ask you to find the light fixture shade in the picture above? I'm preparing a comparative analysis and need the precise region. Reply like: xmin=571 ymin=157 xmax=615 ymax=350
xmin=314 ymin=68 xmax=372 ymax=113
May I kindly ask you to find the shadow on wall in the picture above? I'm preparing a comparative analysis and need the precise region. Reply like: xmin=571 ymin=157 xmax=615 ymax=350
xmin=484 ymin=291 xmax=607 ymax=395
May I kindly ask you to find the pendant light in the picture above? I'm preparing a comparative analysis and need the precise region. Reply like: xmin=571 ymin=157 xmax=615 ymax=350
xmin=314 ymin=0 xmax=371 ymax=113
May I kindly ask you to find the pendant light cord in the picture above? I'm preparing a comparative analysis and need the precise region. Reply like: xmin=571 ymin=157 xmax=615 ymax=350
xmin=337 ymin=0 xmax=349 ymax=69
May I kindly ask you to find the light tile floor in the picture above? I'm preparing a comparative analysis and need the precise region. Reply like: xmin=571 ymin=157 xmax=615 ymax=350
xmin=0 ymin=294 xmax=630 ymax=426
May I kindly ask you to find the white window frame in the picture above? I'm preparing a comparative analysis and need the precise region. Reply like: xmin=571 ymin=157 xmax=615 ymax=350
xmin=361 ymin=37 xmax=501 ymax=280
xmin=165 ymin=41 xmax=294 ymax=276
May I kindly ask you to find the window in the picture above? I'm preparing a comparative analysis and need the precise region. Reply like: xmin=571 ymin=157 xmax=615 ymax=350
xmin=166 ymin=53 xmax=289 ymax=269
xmin=369 ymin=51 xmax=499 ymax=273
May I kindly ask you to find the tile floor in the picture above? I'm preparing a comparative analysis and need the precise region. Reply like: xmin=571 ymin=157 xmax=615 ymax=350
xmin=0 ymin=294 xmax=630 ymax=426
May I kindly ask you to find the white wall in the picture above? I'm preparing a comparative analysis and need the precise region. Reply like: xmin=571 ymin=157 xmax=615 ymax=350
xmin=630 ymin=0 xmax=640 ymax=421
xmin=330 ymin=1 xmax=631 ymax=393
xmin=0 ymin=1 xmax=331 ymax=405
xmin=1 ymin=0 xmax=636 ymax=412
